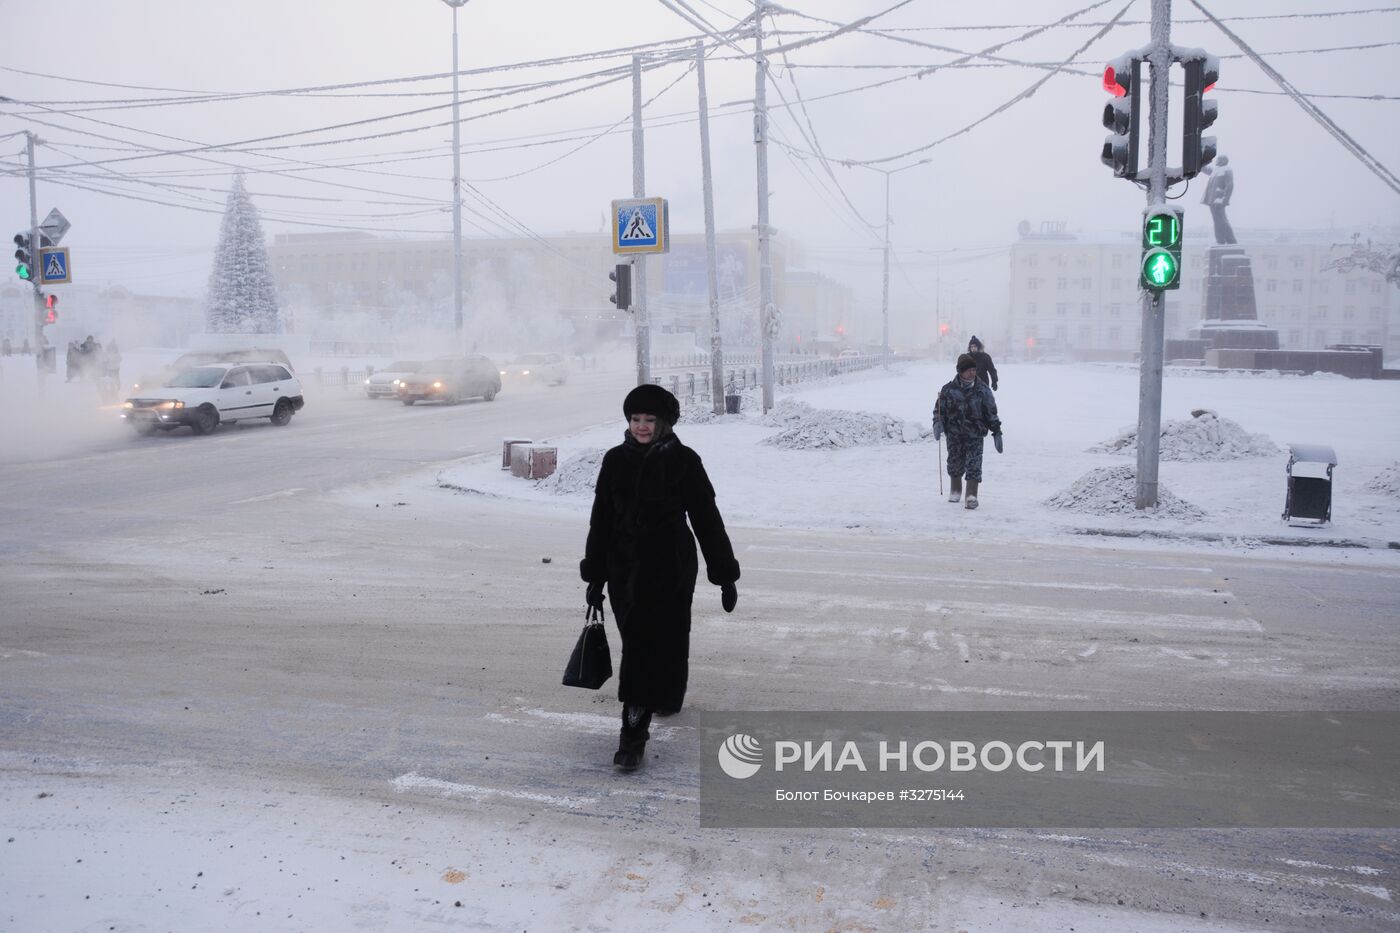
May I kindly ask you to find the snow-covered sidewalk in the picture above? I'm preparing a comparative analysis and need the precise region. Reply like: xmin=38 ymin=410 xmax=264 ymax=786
xmin=439 ymin=360 xmax=1400 ymax=562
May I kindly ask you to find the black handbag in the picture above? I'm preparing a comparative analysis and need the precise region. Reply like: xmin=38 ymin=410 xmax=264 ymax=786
xmin=562 ymin=605 xmax=612 ymax=690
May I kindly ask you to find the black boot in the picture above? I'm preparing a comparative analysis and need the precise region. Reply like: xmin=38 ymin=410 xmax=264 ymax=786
xmin=614 ymin=704 xmax=652 ymax=772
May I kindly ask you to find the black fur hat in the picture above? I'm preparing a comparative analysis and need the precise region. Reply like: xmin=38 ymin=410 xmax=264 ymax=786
xmin=623 ymin=383 xmax=680 ymax=425
xmin=956 ymin=353 xmax=978 ymax=374
xmin=968 ymin=335 xmax=983 ymax=350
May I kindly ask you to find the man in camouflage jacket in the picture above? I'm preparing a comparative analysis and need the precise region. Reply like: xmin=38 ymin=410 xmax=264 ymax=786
xmin=933 ymin=353 xmax=1003 ymax=510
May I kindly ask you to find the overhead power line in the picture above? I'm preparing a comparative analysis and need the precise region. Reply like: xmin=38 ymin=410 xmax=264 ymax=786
xmin=1186 ymin=0 xmax=1400 ymax=197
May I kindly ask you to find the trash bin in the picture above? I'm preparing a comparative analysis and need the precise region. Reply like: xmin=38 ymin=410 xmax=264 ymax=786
xmin=724 ymin=394 xmax=741 ymax=414
xmin=502 ymin=438 xmax=532 ymax=470
xmin=1282 ymin=443 xmax=1337 ymax=525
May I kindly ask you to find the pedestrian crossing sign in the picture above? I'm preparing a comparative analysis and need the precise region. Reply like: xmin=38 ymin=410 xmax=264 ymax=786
xmin=611 ymin=197 xmax=669 ymax=255
xmin=39 ymin=247 xmax=71 ymax=284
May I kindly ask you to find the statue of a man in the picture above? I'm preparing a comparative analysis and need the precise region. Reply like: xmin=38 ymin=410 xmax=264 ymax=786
xmin=1200 ymin=154 xmax=1236 ymax=245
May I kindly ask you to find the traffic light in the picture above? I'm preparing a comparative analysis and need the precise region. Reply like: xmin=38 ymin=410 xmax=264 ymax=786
xmin=608 ymin=263 xmax=631 ymax=311
xmin=44 ymin=293 xmax=58 ymax=324
xmin=1181 ymin=54 xmax=1220 ymax=179
xmin=13 ymin=231 xmax=52 ymax=280
xmin=1141 ymin=207 xmax=1183 ymax=291
xmin=1100 ymin=55 xmax=1142 ymax=179
xmin=14 ymin=233 xmax=33 ymax=280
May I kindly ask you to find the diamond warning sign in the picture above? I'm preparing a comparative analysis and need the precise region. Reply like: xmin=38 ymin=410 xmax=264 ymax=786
xmin=611 ymin=197 xmax=669 ymax=255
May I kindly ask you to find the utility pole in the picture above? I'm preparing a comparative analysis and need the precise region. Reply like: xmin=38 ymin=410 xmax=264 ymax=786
xmin=880 ymin=172 xmax=891 ymax=367
xmin=753 ymin=0 xmax=776 ymax=412
xmin=695 ymin=41 xmax=724 ymax=414
xmin=631 ymin=55 xmax=651 ymax=386
xmin=25 ymin=131 xmax=46 ymax=393
xmin=442 ymin=0 xmax=469 ymax=345
xmin=1135 ymin=1 xmax=1172 ymax=509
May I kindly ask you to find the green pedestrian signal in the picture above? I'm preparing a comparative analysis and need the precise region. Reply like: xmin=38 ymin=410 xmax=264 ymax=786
xmin=1140 ymin=208 xmax=1184 ymax=291
xmin=1141 ymin=248 xmax=1179 ymax=290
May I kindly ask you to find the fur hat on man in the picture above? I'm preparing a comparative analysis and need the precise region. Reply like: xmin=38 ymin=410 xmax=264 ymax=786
xmin=956 ymin=353 xmax=978 ymax=375
xmin=968 ymin=335 xmax=983 ymax=351
xmin=623 ymin=383 xmax=681 ymax=425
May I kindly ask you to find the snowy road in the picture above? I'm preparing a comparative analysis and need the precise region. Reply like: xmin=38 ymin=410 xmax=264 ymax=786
xmin=1 ymin=365 xmax=1397 ymax=931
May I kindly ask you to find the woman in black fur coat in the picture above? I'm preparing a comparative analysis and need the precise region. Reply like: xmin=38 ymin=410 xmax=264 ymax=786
xmin=580 ymin=384 xmax=740 ymax=772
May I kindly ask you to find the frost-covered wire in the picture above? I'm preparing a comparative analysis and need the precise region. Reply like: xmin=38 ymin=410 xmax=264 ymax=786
xmin=1186 ymin=0 xmax=1400 ymax=197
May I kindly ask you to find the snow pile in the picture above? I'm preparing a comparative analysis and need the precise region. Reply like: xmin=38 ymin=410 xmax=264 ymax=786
xmin=1045 ymin=466 xmax=1206 ymax=520
xmin=1089 ymin=409 xmax=1280 ymax=461
xmin=1364 ymin=462 xmax=1400 ymax=496
xmin=760 ymin=398 xmax=926 ymax=450
xmin=537 ymin=448 xmax=604 ymax=496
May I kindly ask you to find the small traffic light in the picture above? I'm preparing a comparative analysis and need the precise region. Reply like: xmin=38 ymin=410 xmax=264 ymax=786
xmin=44 ymin=292 xmax=58 ymax=324
xmin=1100 ymin=55 xmax=1142 ymax=179
xmin=1141 ymin=207 xmax=1184 ymax=291
xmin=14 ymin=233 xmax=32 ymax=280
xmin=608 ymin=263 xmax=631 ymax=311
xmin=1181 ymin=54 xmax=1220 ymax=179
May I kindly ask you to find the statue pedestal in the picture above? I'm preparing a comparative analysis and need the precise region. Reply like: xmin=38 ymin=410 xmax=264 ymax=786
xmin=1191 ymin=246 xmax=1279 ymax=351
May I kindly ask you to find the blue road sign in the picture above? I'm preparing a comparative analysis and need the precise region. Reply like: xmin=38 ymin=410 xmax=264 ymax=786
xmin=612 ymin=197 xmax=669 ymax=255
xmin=39 ymin=247 xmax=71 ymax=284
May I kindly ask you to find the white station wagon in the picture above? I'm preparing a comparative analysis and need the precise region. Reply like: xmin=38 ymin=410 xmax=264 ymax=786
xmin=122 ymin=362 xmax=305 ymax=436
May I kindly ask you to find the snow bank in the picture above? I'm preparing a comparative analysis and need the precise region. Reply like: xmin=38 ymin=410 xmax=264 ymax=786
xmin=759 ymin=398 xmax=926 ymax=450
xmin=1046 ymin=465 xmax=1206 ymax=520
xmin=1089 ymin=409 xmax=1280 ymax=461
xmin=536 ymin=448 xmax=604 ymax=496
xmin=1365 ymin=462 xmax=1400 ymax=496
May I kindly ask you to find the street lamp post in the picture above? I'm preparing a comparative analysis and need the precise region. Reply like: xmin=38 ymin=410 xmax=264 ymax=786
xmin=873 ymin=158 xmax=930 ymax=366
xmin=442 ymin=0 xmax=470 ymax=344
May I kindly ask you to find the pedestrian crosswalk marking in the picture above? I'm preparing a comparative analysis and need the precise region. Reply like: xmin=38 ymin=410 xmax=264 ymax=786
xmin=622 ymin=209 xmax=654 ymax=242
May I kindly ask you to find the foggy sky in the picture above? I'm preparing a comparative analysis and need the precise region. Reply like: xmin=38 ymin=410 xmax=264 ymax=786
xmin=3 ymin=0 xmax=1397 ymax=329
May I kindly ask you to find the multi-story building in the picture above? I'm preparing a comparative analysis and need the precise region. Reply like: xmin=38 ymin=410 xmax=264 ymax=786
xmin=1006 ymin=224 xmax=1398 ymax=362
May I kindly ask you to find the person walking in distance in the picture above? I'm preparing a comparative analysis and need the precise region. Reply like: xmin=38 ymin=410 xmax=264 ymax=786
xmin=933 ymin=354 xmax=1003 ymax=509
xmin=966 ymin=335 xmax=998 ymax=391
xmin=580 ymin=384 xmax=740 ymax=772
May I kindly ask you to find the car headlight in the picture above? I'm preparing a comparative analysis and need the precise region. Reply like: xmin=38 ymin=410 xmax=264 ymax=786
xmin=393 ymin=379 xmax=401 ymax=386
xmin=521 ymin=369 xmax=530 ymax=376
xmin=364 ymin=378 xmax=371 ymax=385
xmin=122 ymin=401 xmax=134 ymax=410
xmin=432 ymin=380 xmax=443 ymax=389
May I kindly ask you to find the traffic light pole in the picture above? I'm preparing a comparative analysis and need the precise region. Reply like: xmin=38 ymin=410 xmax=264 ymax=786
xmin=631 ymin=54 xmax=651 ymax=387
xmin=1134 ymin=0 xmax=1173 ymax=509
xmin=25 ymin=131 xmax=47 ymax=395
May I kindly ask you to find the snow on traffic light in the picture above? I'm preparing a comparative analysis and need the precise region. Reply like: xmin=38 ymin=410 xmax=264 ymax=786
xmin=1100 ymin=55 xmax=1142 ymax=179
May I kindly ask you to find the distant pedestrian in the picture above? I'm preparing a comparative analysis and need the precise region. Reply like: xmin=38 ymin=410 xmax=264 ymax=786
xmin=933 ymin=354 xmax=1003 ymax=510
xmin=1 ymin=336 xmax=11 ymax=356
xmin=65 ymin=341 xmax=80 ymax=382
xmin=580 ymin=384 xmax=740 ymax=772
xmin=966 ymin=336 xmax=998 ymax=391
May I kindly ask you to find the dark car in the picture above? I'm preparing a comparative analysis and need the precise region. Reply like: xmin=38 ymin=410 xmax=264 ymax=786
xmin=398 ymin=355 xmax=501 ymax=405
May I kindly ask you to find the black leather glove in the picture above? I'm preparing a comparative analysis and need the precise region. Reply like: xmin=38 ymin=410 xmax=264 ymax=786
xmin=721 ymin=583 xmax=738 ymax=613
xmin=993 ymin=433 xmax=1004 ymax=454
xmin=586 ymin=580 xmax=605 ymax=611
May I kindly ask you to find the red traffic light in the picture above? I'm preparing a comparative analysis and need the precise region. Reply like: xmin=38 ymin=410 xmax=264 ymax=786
xmin=1103 ymin=65 xmax=1127 ymax=97
xmin=939 ymin=323 xmax=950 ymax=336
xmin=43 ymin=293 xmax=58 ymax=324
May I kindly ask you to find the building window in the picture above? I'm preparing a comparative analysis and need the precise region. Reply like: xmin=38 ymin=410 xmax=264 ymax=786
xmin=1081 ymin=303 xmax=1092 ymax=317
xmin=1265 ymin=279 xmax=1277 ymax=293
xmin=1078 ymin=325 xmax=1092 ymax=343
xmin=1111 ymin=254 xmax=1123 ymax=268
xmin=1056 ymin=303 xmax=1069 ymax=317
xmin=1026 ymin=302 xmax=1037 ymax=316
xmin=1370 ymin=308 xmax=1383 ymax=321
xmin=1317 ymin=281 xmax=1330 ymax=294
xmin=1293 ymin=280 xmax=1304 ymax=293
xmin=1080 ymin=278 xmax=1093 ymax=290
xmin=1343 ymin=307 xmax=1356 ymax=321
xmin=1265 ymin=256 xmax=1278 ymax=270
xmin=1364 ymin=331 xmax=1381 ymax=343
xmin=1291 ymin=256 xmax=1304 ymax=270
xmin=1345 ymin=280 xmax=1358 ymax=294
xmin=1027 ymin=277 xmax=1041 ymax=289
xmin=1057 ymin=277 xmax=1067 ymax=290
xmin=1288 ymin=330 xmax=1301 ymax=345
xmin=1341 ymin=331 xmax=1356 ymax=343
xmin=1110 ymin=303 xmax=1122 ymax=317
xmin=1108 ymin=326 xmax=1122 ymax=343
